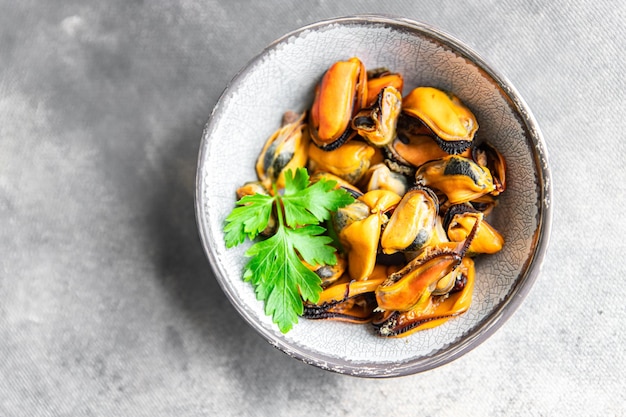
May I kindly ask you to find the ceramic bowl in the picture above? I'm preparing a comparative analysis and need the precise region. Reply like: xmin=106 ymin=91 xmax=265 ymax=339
xmin=195 ymin=15 xmax=552 ymax=377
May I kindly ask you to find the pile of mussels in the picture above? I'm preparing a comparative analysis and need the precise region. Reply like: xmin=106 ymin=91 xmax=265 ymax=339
xmin=236 ymin=57 xmax=506 ymax=338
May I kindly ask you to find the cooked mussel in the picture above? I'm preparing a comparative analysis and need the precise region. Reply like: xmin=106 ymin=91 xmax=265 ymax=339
xmin=375 ymin=213 xmax=479 ymax=313
xmin=375 ymin=242 xmax=465 ymax=312
xmin=469 ymin=194 xmax=498 ymax=216
xmin=331 ymin=199 xmax=370 ymax=234
xmin=303 ymin=253 xmax=347 ymax=288
xmin=380 ymin=186 xmax=439 ymax=254
xmin=308 ymin=140 xmax=376 ymax=185
xmin=352 ymin=86 xmax=403 ymax=147
xmin=374 ymin=257 xmax=475 ymax=337
xmin=384 ymin=132 xmax=450 ymax=174
xmin=255 ymin=112 xmax=309 ymax=191
xmin=335 ymin=190 xmax=400 ymax=281
xmin=316 ymin=271 xmax=387 ymax=304
xmin=472 ymin=142 xmax=507 ymax=195
xmin=303 ymin=293 xmax=378 ymax=323
xmin=443 ymin=204 xmax=504 ymax=255
xmin=358 ymin=189 xmax=402 ymax=214
xmin=235 ymin=181 xmax=270 ymax=200
xmin=309 ymin=57 xmax=367 ymax=150
xmin=415 ymin=155 xmax=495 ymax=204
xmin=358 ymin=163 xmax=409 ymax=196
xmin=365 ymin=68 xmax=404 ymax=106
xmin=341 ymin=193 xmax=399 ymax=281
xmin=402 ymin=87 xmax=478 ymax=154
xmin=303 ymin=268 xmax=387 ymax=323
xmin=232 ymin=59 xmax=510 ymax=337
xmin=333 ymin=200 xmax=378 ymax=281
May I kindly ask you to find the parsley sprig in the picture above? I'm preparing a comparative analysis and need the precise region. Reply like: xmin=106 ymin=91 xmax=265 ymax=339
xmin=224 ymin=168 xmax=354 ymax=333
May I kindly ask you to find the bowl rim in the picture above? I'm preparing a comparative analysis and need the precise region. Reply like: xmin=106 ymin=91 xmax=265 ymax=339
xmin=195 ymin=14 xmax=553 ymax=377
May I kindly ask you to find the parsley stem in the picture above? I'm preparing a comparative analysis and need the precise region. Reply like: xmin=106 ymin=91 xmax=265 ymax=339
xmin=272 ymin=183 xmax=286 ymax=229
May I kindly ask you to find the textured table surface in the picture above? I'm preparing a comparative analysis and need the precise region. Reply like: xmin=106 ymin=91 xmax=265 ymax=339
xmin=1 ymin=1 xmax=624 ymax=416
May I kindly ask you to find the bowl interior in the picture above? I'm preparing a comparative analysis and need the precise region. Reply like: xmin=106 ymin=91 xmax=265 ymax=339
xmin=196 ymin=16 xmax=551 ymax=377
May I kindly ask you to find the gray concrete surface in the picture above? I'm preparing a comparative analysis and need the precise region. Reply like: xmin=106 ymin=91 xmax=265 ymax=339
xmin=1 ymin=1 xmax=624 ymax=415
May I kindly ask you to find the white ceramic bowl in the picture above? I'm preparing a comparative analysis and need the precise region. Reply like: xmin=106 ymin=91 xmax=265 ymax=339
xmin=195 ymin=15 xmax=552 ymax=377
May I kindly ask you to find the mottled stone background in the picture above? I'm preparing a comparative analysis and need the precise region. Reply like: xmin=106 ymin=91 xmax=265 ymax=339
xmin=1 ymin=1 xmax=624 ymax=416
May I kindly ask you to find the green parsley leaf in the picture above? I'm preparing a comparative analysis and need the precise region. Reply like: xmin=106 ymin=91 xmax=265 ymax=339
xmin=224 ymin=167 xmax=355 ymax=333
xmin=224 ymin=193 xmax=274 ymax=248
xmin=244 ymin=226 xmax=327 ymax=333
xmin=281 ymin=169 xmax=355 ymax=228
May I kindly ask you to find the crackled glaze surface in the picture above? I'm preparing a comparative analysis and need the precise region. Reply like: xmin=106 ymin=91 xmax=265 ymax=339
xmin=196 ymin=16 xmax=550 ymax=376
